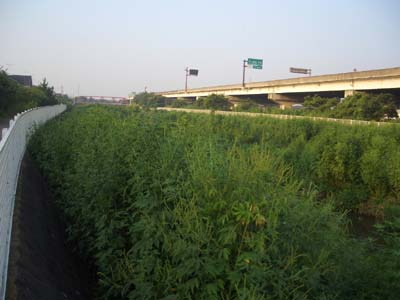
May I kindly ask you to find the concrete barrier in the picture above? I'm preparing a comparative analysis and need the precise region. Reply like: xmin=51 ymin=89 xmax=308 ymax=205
xmin=0 ymin=105 xmax=66 ymax=300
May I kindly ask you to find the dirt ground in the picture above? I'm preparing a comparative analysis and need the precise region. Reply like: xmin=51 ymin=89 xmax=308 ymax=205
xmin=6 ymin=154 xmax=93 ymax=300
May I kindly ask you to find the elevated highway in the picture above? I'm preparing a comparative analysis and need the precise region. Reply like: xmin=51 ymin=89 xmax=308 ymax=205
xmin=159 ymin=67 xmax=400 ymax=108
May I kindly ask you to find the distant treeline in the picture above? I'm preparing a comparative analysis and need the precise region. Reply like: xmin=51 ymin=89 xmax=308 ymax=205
xmin=0 ymin=70 xmax=70 ymax=117
xmin=301 ymin=93 xmax=398 ymax=120
xmin=133 ymin=92 xmax=399 ymax=121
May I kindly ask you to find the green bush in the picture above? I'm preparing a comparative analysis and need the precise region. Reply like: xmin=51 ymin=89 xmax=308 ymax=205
xmin=133 ymin=92 xmax=168 ymax=108
xmin=195 ymin=94 xmax=232 ymax=110
xmin=303 ymin=95 xmax=339 ymax=112
xmin=233 ymin=100 xmax=263 ymax=112
xmin=170 ymin=98 xmax=191 ymax=108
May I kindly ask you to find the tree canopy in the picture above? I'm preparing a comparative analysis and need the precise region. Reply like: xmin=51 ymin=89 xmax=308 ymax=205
xmin=133 ymin=92 xmax=168 ymax=108
xmin=303 ymin=93 xmax=398 ymax=120
xmin=195 ymin=94 xmax=232 ymax=110
xmin=0 ymin=71 xmax=60 ymax=117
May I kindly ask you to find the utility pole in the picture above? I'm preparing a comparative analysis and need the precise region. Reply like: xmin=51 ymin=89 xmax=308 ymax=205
xmin=185 ymin=67 xmax=189 ymax=92
xmin=184 ymin=67 xmax=199 ymax=91
xmin=242 ymin=60 xmax=247 ymax=88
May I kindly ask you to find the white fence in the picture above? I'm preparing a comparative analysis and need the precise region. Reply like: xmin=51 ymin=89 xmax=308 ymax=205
xmin=0 ymin=104 xmax=66 ymax=300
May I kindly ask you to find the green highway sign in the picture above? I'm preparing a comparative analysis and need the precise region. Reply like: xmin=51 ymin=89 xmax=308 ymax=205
xmin=247 ymin=58 xmax=263 ymax=69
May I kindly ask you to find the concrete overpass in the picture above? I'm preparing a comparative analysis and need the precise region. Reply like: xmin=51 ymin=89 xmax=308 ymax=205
xmin=159 ymin=67 xmax=400 ymax=108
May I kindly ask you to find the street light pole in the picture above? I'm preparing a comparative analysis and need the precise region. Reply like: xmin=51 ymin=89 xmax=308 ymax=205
xmin=242 ymin=60 xmax=247 ymax=88
xmin=185 ymin=67 xmax=189 ymax=92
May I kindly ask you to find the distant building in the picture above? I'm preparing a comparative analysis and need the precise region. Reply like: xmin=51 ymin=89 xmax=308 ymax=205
xmin=9 ymin=75 xmax=33 ymax=87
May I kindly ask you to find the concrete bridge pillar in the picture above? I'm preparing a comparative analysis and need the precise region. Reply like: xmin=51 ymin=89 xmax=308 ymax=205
xmin=181 ymin=96 xmax=196 ymax=102
xmin=344 ymin=90 xmax=356 ymax=97
xmin=226 ymin=96 xmax=248 ymax=107
xmin=268 ymin=93 xmax=300 ymax=109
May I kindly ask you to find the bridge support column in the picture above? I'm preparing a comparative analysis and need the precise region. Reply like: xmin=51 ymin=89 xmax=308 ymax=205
xmin=226 ymin=96 xmax=248 ymax=108
xmin=181 ymin=97 xmax=196 ymax=102
xmin=344 ymin=90 xmax=357 ymax=97
xmin=268 ymin=93 xmax=300 ymax=109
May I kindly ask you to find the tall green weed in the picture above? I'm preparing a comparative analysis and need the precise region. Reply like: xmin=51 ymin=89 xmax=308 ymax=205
xmin=29 ymin=106 xmax=400 ymax=299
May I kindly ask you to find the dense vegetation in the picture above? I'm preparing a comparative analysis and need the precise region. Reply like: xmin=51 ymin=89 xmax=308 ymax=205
xmin=29 ymin=106 xmax=400 ymax=299
xmin=303 ymin=93 xmax=398 ymax=120
xmin=133 ymin=93 xmax=231 ymax=111
xmin=236 ymin=93 xmax=399 ymax=121
xmin=0 ymin=70 xmax=68 ymax=117
xmin=193 ymin=94 xmax=231 ymax=110
xmin=233 ymin=100 xmax=262 ymax=112
xmin=134 ymin=93 xmax=232 ymax=111
xmin=142 ymin=92 xmax=399 ymax=122
xmin=133 ymin=92 xmax=169 ymax=108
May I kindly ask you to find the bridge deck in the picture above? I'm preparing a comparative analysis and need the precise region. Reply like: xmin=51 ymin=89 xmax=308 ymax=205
xmin=160 ymin=67 xmax=400 ymax=97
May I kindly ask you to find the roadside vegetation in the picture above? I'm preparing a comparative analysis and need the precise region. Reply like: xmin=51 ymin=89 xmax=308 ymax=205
xmin=133 ymin=92 xmax=169 ymax=108
xmin=0 ymin=70 xmax=69 ymax=118
xmin=133 ymin=91 xmax=399 ymax=122
xmin=252 ymin=92 xmax=398 ymax=121
xmin=257 ymin=92 xmax=399 ymax=121
xmin=133 ymin=93 xmax=232 ymax=111
xmin=302 ymin=93 xmax=399 ymax=120
xmin=29 ymin=105 xmax=400 ymax=299
xmin=193 ymin=94 xmax=231 ymax=110
xmin=233 ymin=100 xmax=262 ymax=112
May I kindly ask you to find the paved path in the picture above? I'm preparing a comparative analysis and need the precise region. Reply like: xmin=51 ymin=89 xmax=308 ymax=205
xmin=157 ymin=107 xmax=397 ymax=126
xmin=6 ymin=154 xmax=92 ymax=300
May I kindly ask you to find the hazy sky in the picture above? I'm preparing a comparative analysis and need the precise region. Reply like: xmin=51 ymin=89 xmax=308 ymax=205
xmin=1 ymin=0 xmax=399 ymax=97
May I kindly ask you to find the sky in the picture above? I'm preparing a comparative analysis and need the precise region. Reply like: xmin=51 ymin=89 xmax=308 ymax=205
xmin=1 ymin=0 xmax=399 ymax=97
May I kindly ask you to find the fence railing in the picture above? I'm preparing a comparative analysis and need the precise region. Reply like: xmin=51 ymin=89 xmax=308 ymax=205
xmin=0 ymin=104 xmax=66 ymax=300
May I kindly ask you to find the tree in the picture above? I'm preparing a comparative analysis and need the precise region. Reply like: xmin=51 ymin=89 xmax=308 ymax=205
xmin=302 ymin=93 xmax=398 ymax=121
xmin=335 ymin=93 xmax=398 ymax=121
xmin=14 ymin=86 xmax=47 ymax=111
xmin=0 ymin=70 xmax=18 ymax=114
xmin=170 ymin=98 xmax=191 ymax=108
xmin=303 ymin=95 xmax=339 ymax=112
xmin=234 ymin=99 xmax=262 ymax=112
xmin=38 ymin=78 xmax=58 ymax=106
xmin=133 ymin=92 xmax=167 ymax=108
xmin=195 ymin=94 xmax=231 ymax=110
xmin=0 ymin=73 xmax=60 ymax=116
